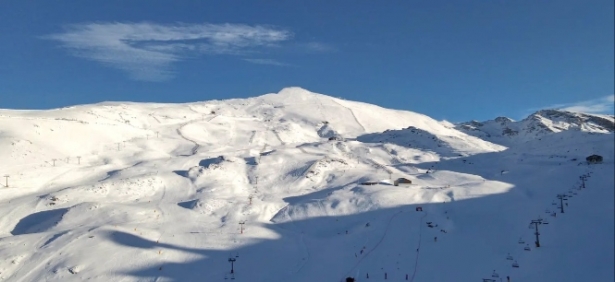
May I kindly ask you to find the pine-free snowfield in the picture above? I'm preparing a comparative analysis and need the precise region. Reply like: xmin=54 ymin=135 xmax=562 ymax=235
xmin=0 ymin=88 xmax=612 ymax=281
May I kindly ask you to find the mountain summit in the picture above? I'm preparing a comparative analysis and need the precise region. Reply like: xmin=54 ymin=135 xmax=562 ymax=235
xmin=456 ymin=109 xmax=614 ymax=146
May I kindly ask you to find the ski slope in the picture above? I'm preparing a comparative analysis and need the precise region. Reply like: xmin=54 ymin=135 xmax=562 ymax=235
xmin=0 ymin=87 xmax=612 ymax=281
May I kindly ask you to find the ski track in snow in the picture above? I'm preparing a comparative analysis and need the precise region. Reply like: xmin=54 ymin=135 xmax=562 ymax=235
xmin=330 ymin=99 xmax=367 ymax=133
xmin=175 ymin=114 xmax=219 ymax=155
xmin=176 ymin=123 xmax=201 ymax=156
xmin=282 ymin=207 xmax=311 ymax=279
xmin=409 ymin=212 xmax=428 ymax=282
xmin=341 ymin=210 xmax=404 ymax=280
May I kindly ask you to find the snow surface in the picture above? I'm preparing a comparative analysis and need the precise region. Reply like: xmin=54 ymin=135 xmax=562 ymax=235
xmin=0 ymin=87 xmax=613 ymax=281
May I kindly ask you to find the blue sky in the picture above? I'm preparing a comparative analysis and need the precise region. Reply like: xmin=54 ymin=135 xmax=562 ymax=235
xmin=1 ymin=1 xmax=613 ymax=121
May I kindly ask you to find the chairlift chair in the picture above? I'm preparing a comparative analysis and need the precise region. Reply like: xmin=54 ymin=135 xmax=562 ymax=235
xmin=491 ymin=270 xmax=499 ymax=278
xmin=524 ymin=245 xmax=531 ymax=251
xmin=512 ymin=261 xmax=519 ymax=268
xmin=545 ymin=209 xmax=551 ymax=213
xmin=518 ymin=238 xmax=525 ymax=244
xmin=506 ymin=254 xmax=513 ymax=260
xmin=552 ymin=201 xmax=557 ymax=206
xmin=542 ymin=219 xmax=549 ymax=224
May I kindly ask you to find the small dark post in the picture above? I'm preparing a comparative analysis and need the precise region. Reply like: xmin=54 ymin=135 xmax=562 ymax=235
xmin=77 ymin=156 xmax=81 ymax=165
xmin=52 ymin=159 xmax=57 ymax=166
xmin=239 ymin=221 xmax=245 ymax=234
xmin=557 ymin=194 xmax=568 ymax=213
xmin=3 ymin=175 xmax=9 ymax=187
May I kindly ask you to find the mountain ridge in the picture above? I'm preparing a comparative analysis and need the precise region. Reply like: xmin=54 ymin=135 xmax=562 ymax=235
xmin=0 ymin=87 xmax=612 ymax=281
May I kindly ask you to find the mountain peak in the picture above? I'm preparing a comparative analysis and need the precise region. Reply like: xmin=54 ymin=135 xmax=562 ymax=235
xmin=276 ymin=87 xmax=318 ymax=96
xmin=456 ymin=109 xmax=614 ymax=146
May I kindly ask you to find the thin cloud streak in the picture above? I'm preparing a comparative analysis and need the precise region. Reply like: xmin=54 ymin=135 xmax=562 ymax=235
xmin=45 ymin=22 xmax=293 ymax=81
xmin=547 ymin=95 xmax=615 ymax=114
xmin=243 ymin=58 xmax=291 ymax=66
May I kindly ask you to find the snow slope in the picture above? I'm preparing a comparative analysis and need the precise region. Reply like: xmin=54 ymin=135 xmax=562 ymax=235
xmin=0 ymin=87 xmax=612 ymax=282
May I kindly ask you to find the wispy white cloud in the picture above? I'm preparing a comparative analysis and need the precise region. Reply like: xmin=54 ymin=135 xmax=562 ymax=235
xmin=303 ymin=42 xmax=335 ymax=52
xmin=243 ymin=58 xmax=290 ymax=66
xmin=543 ymin=95 xmax=615 ymax=114
xmin=45 ymin=22 xmax=293 ymax=81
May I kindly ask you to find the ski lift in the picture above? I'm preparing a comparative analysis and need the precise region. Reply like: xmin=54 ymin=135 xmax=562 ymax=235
xmin=491 ymin=270 xmax=499 ymax=278
xmin=518 ymin=238 xmax=525 ymax=244
xmin=512 ymin=261 xmax=519 ymax=268
xmin=545 ymin=209 xmax=551 ymax=213
xmin=506 ymin=253 xmax=513 ymax=260
xmin=552 ymin=201 xmax=557 ymax=206
xmin=551 ymin=212 xmax=557 ymax=217
xmin=524 ymin=244 xmax=531 ymax=251
xmin=542 ymin=219 xmax=549 ymax=224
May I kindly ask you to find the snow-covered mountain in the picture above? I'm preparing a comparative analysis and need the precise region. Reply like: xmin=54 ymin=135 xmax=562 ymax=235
xmin=455 ymin=109 xmax=615 ymax=146
xmin=0 ymin=87 xmax=612 ymax=282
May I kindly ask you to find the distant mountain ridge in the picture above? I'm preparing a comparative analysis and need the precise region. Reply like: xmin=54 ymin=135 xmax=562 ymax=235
xmin=455 ymin=109 xmax=615 ymax=147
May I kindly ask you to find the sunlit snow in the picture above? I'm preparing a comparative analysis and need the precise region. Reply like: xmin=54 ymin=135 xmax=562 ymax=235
xmin=0 ymin=87 xmax=613 ymax=281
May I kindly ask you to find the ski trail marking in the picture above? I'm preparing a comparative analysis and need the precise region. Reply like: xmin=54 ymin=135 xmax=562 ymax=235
xmin=341 ymin=210 xmax=404 ymax=280
xmin=410 ymin=212 xmax=428 ymax=282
